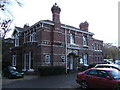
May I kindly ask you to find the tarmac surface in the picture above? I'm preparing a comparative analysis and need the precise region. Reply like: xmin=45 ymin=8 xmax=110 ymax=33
xmin=2 ymin=72 xmax=81 ymax=89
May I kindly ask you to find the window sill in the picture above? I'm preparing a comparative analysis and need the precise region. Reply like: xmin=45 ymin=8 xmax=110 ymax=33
xmin=70 ymin=43 xmax=76 ymax=45
xmin=15 ymin=45 xmax=19 ymax=47
xmin=45 ymin=62 xmax=50 ymax=64
xmin=12 ymin=65 xmax=16 ymax=67
xmin=84 ymin=64 xmax=89 ymax=66
xmin=28 ymin=69 xmax=34 ymax=72
xmin=22 ymin=69 xmax=26 ymax=71
xmin=83 ymin=45 xmax=88 ymax=48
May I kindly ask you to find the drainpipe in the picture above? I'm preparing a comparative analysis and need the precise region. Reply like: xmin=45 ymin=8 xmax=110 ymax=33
xmin=65 ymin=24 xmax=68 ymax=74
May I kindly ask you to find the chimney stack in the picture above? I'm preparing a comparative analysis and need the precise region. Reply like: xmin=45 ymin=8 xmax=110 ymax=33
xmin=23 ymin=24 xmax=29 ymax=28
xmin=79 ymin=21 xmax=89 ymax=31
xmin=51 ymin=3 xmax=61 ymax=23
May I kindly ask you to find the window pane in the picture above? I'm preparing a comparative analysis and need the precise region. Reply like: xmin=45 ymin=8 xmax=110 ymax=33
xmin=83 ymin=36 xmax=87 ymax=45
xmin=45 ymin=55 xmax=50 ymax=64
xmin=70 ymin=34 xmax=75 ymax=44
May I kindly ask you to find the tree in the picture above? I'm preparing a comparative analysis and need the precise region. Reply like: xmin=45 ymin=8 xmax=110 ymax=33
xmin=0 ymin=0 xmax=23 ymax=39
xmin=1 ymin=20 xmax=13 ymax=39
xmin=103 ymin=43 xmax=119 ymax=61
xmin=0 ymin=0 xmax=23 ymax=11
xmin=2 ymin=38 xmax=14 ymax=69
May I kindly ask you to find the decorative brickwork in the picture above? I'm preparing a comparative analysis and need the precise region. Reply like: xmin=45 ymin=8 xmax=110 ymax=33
xmin=11 ymin=3 xmax=103 ymax=73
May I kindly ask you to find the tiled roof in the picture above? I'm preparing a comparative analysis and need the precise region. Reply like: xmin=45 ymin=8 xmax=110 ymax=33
xmin=41 ymin=20 xmax=94 ymax=35
xmin=13 ymin=19 xmax=94 ymax=36
xmin=15 ymin=26 xmax=24 ymax=32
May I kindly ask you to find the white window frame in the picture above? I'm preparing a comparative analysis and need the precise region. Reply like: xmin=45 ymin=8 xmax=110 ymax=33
xmin=70 ymin=33 xmax=75 ymax=44
xmin=32 ymin=32 xmax=36 ymax=41
xmin=83 ymin=35 xmax=87 ymax=46
xmin=45 ymin=55 xmax=50 ymax=64
xmin=80 ymin=58 xmax=83 ymax=64
xmin=22 ymin=53 xmax=27 ymax=71
xmin=12 ymin=54 xmax=16 ymax=66
xmin=61 ymin=56 xmax=65 ymax=63
xmin=29 ymin=32 xmax=36 ymax=42
xmin=83 ymin=53 xmax=88 ymax=66
xmin=29 ymin=34 xmax=32 ymax=42
xmin=14 ymin=34 xmax=19 ymax=47
xmin=28 ymin=51 xmax=34 ymax=72
xmin=24 ymin=33 xmax=26 ymax=43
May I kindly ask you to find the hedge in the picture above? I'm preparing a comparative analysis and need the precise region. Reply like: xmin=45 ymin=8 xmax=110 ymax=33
xmin=38 ymin=66 xmax=66 ymax=76
xmin=78 ymin=63 xmax=97 ymax=72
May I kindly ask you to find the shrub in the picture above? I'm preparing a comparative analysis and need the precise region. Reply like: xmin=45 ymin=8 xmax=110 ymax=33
xmin=78 ymin=63 xmax=97 ymax=72
xmin=87 ymin=63 xmax=96 ymax=69
xmin=38 ymin=66 xmax=66 ymax=76
xmin=114 ymin=83 xmax=120 ymax=90
xmin=78 ymin=65 xmax=88 ymax=72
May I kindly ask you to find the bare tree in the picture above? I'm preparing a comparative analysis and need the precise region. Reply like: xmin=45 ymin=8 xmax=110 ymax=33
xmin=103 ymin=43 xmax=119 ymax=61
xmin=0 ymin=0 xmax=23 ymax=39
xmin=1 ymin=19 xmax=13 ymax=39
xmin=0 ymin=0 xmax=23 ymax=11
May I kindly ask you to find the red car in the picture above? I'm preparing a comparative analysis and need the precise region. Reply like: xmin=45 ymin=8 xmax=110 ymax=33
xmin=76 ymin=68 xmax=120 ymax=89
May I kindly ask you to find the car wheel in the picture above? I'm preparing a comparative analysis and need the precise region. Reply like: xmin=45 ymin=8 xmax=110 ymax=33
xmin=81 ymin=81 xmax=89 ymax=89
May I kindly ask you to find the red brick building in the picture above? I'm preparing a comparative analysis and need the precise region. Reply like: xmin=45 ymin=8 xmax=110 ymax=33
xmin=11 ymin=3 xmax=103 ymax=72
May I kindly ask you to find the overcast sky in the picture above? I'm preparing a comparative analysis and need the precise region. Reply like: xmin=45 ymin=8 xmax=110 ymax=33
xmin=3 ymin=0 xmax=119 ymax=46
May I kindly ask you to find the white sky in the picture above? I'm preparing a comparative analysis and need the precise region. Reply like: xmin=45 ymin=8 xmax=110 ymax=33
xmin=3 ymin=0 xmax=119 ymax=46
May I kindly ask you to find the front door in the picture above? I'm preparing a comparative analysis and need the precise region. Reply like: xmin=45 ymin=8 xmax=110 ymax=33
xmin=23 ymin=52 xmax=34 ymax=72
xmin=70 ymin=55 xmax=74 ymax=70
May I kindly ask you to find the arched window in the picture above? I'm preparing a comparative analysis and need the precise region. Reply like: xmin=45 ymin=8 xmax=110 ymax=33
xmin=45 ymin=55 xmax=50 ymax=64
xmin=29 ymin=32 xmax=36 ymax=42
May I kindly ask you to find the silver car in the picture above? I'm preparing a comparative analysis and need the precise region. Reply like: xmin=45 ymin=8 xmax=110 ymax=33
xmin=94 ymin=64 xmax=120 ymax=71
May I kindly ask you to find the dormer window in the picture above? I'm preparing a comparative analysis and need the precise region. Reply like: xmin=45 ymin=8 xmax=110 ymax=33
xmin=70 ymin=33 xmax=75 ymax=44
xmin=83 ymin=35 xmax=88 ymax=46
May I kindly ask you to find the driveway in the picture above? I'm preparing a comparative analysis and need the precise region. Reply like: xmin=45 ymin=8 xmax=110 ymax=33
xmin=2 ymin=72 xmax=81 ymax=89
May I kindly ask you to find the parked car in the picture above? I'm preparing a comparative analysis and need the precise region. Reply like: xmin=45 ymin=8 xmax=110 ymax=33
xmin=76 ymin=68 xmax=120 ymax=89
xmin=94 ymin=64 xmax=120 ymax=71
xmin=116 ymin=62 xmax=120 ymax=65
xmin=3 ymin=66 xmax=24 ymax=79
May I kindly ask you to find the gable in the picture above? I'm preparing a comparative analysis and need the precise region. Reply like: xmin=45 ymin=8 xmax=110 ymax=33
xmin=12 ymin=26 xmax=24 ymax=36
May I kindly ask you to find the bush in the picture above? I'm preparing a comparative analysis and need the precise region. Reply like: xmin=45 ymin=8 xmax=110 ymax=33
xmin=38 ymin=66 xmax=66 ymax=76
xmin=87 ymin=63 xmax=96 ymax=69
xmin=2 ymin=61 xmax=11 ymax=70
xmin=114 ymin=83 xmax=120 ymax=90
xmin=78 ymin=65 xmax=88 ymax=72
xmin=78 ymin=63 xmax=97 ymax=72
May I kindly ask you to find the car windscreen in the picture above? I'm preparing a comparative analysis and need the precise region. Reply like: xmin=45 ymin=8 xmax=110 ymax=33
xmin=96 ymin=66 xmax=110 ymax=68
xmin=108 ymin=70 xmax=120 ymax=79
xmin=9 ymin=67 xmax=16 ymax=71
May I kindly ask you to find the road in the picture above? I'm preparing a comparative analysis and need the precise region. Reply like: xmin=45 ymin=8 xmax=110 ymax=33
xmin=2 ymin=72 xmax=82 ymax=89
